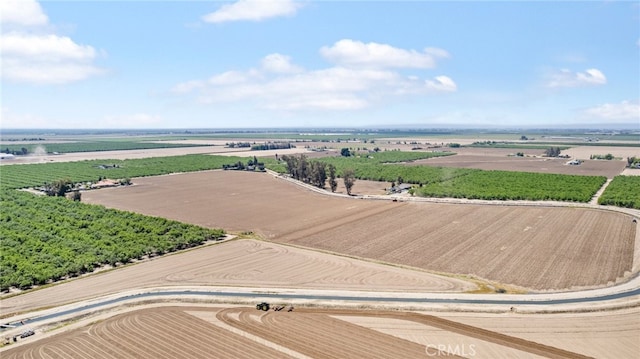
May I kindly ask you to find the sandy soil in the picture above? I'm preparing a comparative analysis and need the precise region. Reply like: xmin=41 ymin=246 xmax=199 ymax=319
xmin=435 ymin=307 xmax=640 ymax=358
xmin=82 ymin=170 xmax=636 ymax=290
xmin=0 ymin=239 xmax=474 ymax=316
xmin=562 ymin=146 xmax=640 ymax=160
xmin=2 ymin=306 xmax=596 ymax=359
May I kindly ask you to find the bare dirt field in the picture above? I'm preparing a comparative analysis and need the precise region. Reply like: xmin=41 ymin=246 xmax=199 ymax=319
xmin=410 ymin=149 xmax=627 ymax=178
xmin=4 ymin=305 xmax=609 ymax=359
xmin=81 ymin=170 xmax=636 ymax=291
xmin=82 ymin=170 xmax=396 ymax=235
xmin=562 ymin=146 xmax=640 ymax=160
xmin=0 ymin=239 xmax=473 ymax=316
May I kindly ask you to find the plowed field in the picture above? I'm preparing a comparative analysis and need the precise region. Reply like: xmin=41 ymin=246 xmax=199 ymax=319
xmin=2 ymin=306 xmax=598 ymax=359
xmin=277 ymin=203 xmax=635 ymax=290
xmin=82 ymin=170 xmax=636 ymax=290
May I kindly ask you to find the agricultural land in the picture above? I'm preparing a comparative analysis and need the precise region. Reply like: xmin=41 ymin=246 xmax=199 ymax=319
xmin=1 ymin=129 xmax=639 ymax=358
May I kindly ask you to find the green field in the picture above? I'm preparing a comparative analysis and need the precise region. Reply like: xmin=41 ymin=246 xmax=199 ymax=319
xmin=0 ymin=154 xmax=248 ymax=190
xmin=305 ymin=152 xmax=606 ymax=202
xmin=598 ymin=176 xmax=640 ymax=209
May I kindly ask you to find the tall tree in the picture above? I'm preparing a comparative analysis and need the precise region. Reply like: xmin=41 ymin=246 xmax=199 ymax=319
xmin=328 ymin=164 xmax=338 ymax=192
xmin=342 ymin=169 xmax=356 ymax=195
xmin=544 ymin=147 xmax=561 ymax=157
xmin=296 ymin=154 xmax=308 ymax=181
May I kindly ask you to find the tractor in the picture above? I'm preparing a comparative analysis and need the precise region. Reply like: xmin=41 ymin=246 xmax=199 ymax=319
xmin=256 ymin=302 xmax=270 ymax=311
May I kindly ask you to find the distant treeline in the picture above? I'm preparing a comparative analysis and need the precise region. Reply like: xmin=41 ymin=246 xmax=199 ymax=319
xmin=252 ymin=142 xmax=294 ymax=151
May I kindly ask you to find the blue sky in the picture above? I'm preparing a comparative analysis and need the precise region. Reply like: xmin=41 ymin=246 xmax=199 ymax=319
xmin=1 ymin=0 xmax=639 ymax=129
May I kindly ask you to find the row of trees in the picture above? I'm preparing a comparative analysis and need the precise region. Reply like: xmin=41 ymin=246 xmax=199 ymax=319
xmin=590 ymin=154 xmax=616 ymax=160
xmin=414 ymin=170 xmax=606 ymax=202
xmin=0 ymin=189 xmax=225 ymax=291
xmin=222 ymin=156 xmax=265 ymax=171
xmin=280 ymin=154 xmax=356 ymax=194
xmin=3 ymin=147 xmax=28 ymax=155
xmin=598 ymin=176 xmax=640 ymax=209
xmin=251 ymin=142 xmax=293 ymax=151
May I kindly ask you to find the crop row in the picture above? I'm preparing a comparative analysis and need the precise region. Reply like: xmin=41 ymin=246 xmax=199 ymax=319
xmin=598 ymin=176 xmax=640 ymax=209
xmin=0 ymin=189 xmax=225 ymax=291
xmin=0 ymin=154 xmax=247 ymax=190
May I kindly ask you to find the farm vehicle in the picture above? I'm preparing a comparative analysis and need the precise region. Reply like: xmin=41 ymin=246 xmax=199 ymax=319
xmin=256 ymin=302 xmax=294 ymax=312
xmin=256 ymin=302 xmax=270 ymax=311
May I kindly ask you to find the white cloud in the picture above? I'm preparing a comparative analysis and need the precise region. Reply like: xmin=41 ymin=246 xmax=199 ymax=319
xmin=426 ymin=76 xmax=457 ymax=92
xmin=202 ymin=0 xmax=302 ymax=23
xmin=174 ymin=48 xmax=456 ymax=111
xmin=2 ymin=32 xmax=97 ymax=61
xmin=0 ymin=0 xmax=48 ymax=26
xmin=583 ymin=100 xmax=640 ymax=121
xmin=1 ymin=32 xmax=104 ymax=84
xmin=547 ymin=68 xmax=607 ymax=88
xmin=0 ymin=1 xmax=105 ymax=85
xmin=261 ymin=53 xmax=302 ymax=73
xmin=320 ymin=39 xmax=449 ymax=69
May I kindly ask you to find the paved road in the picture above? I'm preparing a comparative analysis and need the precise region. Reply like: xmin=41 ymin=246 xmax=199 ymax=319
xmin=3 ymin=284 xmax=639 ymax=330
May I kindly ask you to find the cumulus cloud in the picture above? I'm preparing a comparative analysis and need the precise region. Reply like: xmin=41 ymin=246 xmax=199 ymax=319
xmin=202 ymin=0 xmax=302 ymax=23
xmin=2 ymin=32 xmax=97 ymax=61
xmin=1 ymin=32 xmax=104 ymax=84
xmin=0 ymin=1 xmax=105 ymax=85
xmin=0 ymin=0 xmax=48 ymax=26
xmin=547 ymin=68 xmax=607 ymax=88
xmin=583 ymin=100 xmax=640 ymax=121
xmin=320 ymin=39 xmax=449 ymax=69
xmin=174 ymin=45 xmax=456 ymax=111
